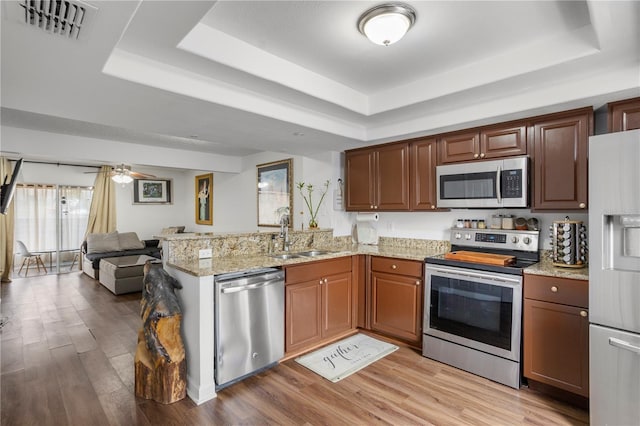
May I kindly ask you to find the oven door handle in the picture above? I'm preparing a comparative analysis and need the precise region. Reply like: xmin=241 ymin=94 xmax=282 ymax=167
xmin=495 ymin=164 xmax=502 ymax=204
xmin=427 ymin=266 xmax=520 ymax=286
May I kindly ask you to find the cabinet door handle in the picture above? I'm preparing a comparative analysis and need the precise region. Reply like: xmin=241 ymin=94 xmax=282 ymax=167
xmin=391 ymin=264 xmax=397 ymax=269
xmin=580 ymin=310 xmax=587 ymax=318
xmin=551 ymin=286 xmax=558 ymax=293
xmin=480 ymin=153 xmax=485 ymax=158
xmin=319 ymin=279 xmax=324 ymax=285
xmin=370 ymin=205 xmax=374 ymax=209
xmin=431 ymin=205 xmax=436 ymax=210
xmin=579 ymin=202 xmax=586 ymax=209
xmin=609 ymin=337 xmax=640 ymax=354
xmin=415 ymin=280 xmax=421 ymax=286
xmin=324 ymin=278 xmax=328 ymax=284
xmin=473 ymin=153 xmax=479 ymax=159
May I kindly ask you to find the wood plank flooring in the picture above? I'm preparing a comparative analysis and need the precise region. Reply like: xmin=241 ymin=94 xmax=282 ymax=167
xmin=1 ymin=272 xmax=589 ymax=425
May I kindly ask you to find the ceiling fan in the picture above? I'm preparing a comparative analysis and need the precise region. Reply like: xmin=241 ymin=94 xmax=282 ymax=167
xmin=85 ymin=164 xmax=155 ymax=184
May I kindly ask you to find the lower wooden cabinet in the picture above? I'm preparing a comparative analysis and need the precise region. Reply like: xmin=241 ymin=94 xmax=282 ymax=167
xmin=523 ymin=274 xmax=589 ymax=397
xmin=285 ymin=257 xmax=353 ymax=355
xmin=370 ymin=256 xmax=423 ymax=347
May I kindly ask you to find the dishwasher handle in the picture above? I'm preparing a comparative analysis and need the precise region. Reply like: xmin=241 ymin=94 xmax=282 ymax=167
xmin=220 ymin=278 xmax=283 ymax=294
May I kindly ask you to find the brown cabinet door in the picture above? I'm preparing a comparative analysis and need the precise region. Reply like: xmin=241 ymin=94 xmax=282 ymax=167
xmin=376 ymin=143 xmax=410 ymax=210
xmin=409 ymin=138 xmax=439 ymax=211
xmin=285 ymin=280 xmax=322 ymax=353
xmin=532 ymin=110 xmax=591 ymax=210
xmin=322 ymin=272 xmax=352 ymax=338
xmin=345 ymin=149 xmax=375 ymax=211
xmin=480 ymin=124 xmax=527 ymax=159
xmin=608 ymin=97 xmax=640 ymax=132
xmin=523 ymin=299 xmax=589 ymax=397
xmin=370 ymin=271 xmax=422 ymax=344
xmin=439 ymin=131 xmax=480 ymax=164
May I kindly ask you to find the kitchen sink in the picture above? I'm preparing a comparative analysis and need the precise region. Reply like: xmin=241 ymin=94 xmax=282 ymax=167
xmin=268 ymin=253 xmax=302 ymax=260
xmin=295 ymin=250 xmax=335 ymax=257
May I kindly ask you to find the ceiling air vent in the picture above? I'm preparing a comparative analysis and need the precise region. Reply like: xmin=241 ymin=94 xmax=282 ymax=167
xmin=18 ymin=0 xmax=97 ymax=40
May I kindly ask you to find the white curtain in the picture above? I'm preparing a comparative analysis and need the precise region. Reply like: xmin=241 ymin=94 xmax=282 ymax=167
xmin=59 ymin=186 xmax=92 ymax=250
xmin=14 ymin=184 xmax=92 ymax=252
xmin=14 ymin=184 xmax=58 ymax=251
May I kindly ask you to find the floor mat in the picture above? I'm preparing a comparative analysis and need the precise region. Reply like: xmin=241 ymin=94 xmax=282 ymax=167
xmin=295 ymin=333 xmax=399 ymax=383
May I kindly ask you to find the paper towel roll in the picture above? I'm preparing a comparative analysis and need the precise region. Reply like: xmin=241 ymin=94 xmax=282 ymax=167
xmin=356 ymin=213 xmax=379 ymax=222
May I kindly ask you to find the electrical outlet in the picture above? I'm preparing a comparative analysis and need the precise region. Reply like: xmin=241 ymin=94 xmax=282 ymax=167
xmin=199 ymin=248 xmax=212 ymax=259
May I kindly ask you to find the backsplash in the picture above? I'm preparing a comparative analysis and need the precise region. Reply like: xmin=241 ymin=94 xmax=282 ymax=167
xmin=163 ymin=229 xmax=336 ymax=264
xmin=161 ymin=230 xmax=449 ymax=265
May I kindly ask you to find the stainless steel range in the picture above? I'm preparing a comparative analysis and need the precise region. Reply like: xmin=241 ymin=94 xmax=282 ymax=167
xmin=423 ymin=228 xmax=539 ymax=388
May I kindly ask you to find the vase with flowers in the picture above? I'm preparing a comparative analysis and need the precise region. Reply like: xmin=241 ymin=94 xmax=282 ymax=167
xmin=296 ymin=180 xmax=330 ymax=229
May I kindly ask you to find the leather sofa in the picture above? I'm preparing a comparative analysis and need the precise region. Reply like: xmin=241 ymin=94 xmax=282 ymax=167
xmin=81 ymin=231 xmax=161 ymax=280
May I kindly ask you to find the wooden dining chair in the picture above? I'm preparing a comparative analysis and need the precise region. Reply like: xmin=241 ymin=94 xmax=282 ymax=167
xmin=15 ymin=240 xmax=48 ymax=276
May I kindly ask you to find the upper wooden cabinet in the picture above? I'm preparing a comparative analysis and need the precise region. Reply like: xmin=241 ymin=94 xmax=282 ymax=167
xmin=438 ymin=130 xmax=480 ymax=164
xmin=409 ymin=137 xmax=439 ymax=211
xmin=345 ymin=143 xmax=410 ymax=211
xmin=481 ymin=123 xmax=527 ymax=159
xmin=531 ymin=108 xmax=592 ymax=211
xmin=439 ymin=123 xmax=527 ymax=164
xmin=608 ymin=97 xmax=640 ymax=132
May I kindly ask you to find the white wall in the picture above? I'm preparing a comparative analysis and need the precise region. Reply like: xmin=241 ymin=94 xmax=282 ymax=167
xmin=368 ymin=209 xmax=587 ymax=250
xmin=14 ymin=161 xmax=192 ymax=240
xmin=113 ymin=166 xmax=192 ymax=240
xmin=189 ymin=151 xmax=343 ymax=234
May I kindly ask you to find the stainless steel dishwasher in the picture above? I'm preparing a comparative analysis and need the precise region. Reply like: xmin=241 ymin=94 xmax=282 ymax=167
xmin=214 ymin=267 xmax=285 ymax=389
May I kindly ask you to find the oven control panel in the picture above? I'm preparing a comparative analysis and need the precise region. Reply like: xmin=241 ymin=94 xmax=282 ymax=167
xmin=451 ymin=228 xmax=539 ymax=252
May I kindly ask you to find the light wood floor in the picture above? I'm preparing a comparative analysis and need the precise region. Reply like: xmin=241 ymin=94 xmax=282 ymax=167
xmin=1 ymin=272 xmax=589 ymax=425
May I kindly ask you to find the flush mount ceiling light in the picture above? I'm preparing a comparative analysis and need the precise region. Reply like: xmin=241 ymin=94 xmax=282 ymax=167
xmin=357 ymin=3 xmax=416 ymax=46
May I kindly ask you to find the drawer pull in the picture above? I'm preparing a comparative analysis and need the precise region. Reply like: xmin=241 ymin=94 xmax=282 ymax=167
xmin=551 ymin=286 xmax=558 ymax=293
xmin=391 ymin=264 xmax=397 ymax=270
xmin=580 ymin=310 xmax=587 ymax=318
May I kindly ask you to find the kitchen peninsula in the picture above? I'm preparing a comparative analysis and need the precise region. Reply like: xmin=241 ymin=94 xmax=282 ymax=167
xmin=160 ymin=229 xmax=449 ymax=404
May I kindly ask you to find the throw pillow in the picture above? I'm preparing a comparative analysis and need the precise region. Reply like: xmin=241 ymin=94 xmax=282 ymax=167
xmin=87 ymin=231 xmax=120 ymax=254
xmin=118 ymin=232 xmax=145 ymax=250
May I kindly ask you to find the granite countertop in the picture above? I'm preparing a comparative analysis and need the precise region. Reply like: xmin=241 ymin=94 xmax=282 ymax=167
xmin=524 ymin=254 xmax=589 ymax=281
xmin=167 ymin=243 xmax=448 ymax=277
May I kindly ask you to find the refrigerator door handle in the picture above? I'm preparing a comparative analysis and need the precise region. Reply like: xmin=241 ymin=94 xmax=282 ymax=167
xmin=609 ymin=337 xmax=640 ymax=354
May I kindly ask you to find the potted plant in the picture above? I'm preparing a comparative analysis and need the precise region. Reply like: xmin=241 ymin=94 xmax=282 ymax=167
xmin=296 ymin=180 xmax=330 ymax=228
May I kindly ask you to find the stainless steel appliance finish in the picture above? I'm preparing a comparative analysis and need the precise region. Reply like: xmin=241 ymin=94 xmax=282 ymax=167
xmin=424 ymin=228 xmax=540 ymax=389
xmin=424 ymin=264 xmax=523 ymax=388
xmin=214 ymin=267 xmax=285 ymax=389
xmin=436 ymin=156 xmax=528 ymax=209
xmin=589 ymin=129 xmax=640 ymax=424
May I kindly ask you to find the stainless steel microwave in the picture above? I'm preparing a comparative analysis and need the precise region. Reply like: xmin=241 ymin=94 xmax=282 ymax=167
xmin=436 ymin=156 xmax=529 ymax=208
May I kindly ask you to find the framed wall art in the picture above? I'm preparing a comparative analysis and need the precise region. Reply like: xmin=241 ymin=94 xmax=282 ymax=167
xmin=133 ymin=178 xmax=172 ymax=204
xmin=195 ymin=173 xmax=213 ymax=225
xmin=257 ymin=158 xmax=292 ymax=227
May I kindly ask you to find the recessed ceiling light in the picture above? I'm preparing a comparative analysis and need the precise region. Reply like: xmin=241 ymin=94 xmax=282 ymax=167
xmin=189 ymin=134 xmax=199 ymax=139
xmin=293 ymin=132 xmax=305 ymax=137
xmin=358 ymin=3 xmax=416 ymax=46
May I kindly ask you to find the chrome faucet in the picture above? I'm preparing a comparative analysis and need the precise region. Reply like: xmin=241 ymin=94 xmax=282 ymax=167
xmin=279 ymin=213 xmax=290 ymax=251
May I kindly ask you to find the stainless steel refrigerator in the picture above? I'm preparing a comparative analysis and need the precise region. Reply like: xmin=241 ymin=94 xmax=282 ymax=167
xmin=589 ymin=129 xmax=640 ymax=425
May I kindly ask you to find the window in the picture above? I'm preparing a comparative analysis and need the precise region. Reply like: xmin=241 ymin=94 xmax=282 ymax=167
xmin=14 ymin=184 xmax=93 ymax=273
